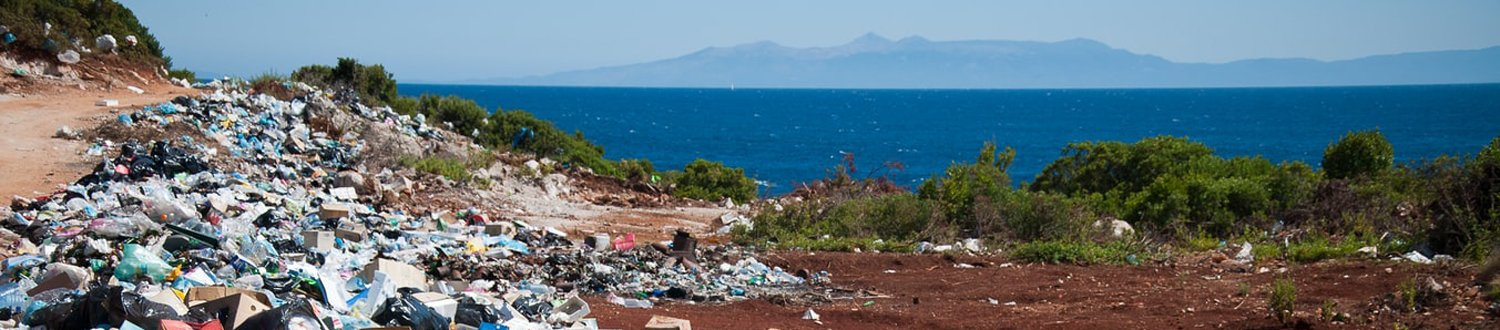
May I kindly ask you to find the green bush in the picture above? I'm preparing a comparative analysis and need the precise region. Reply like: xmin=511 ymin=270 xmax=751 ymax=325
xmin=167 ymin=68 xmax=196 ymax=82
xmin=292 ymin=58 xmax=400 ymax=106
xmin=673 ymin=159 xmax=757 ymax=202
xmin=1027 ymin=136 xmax=1320 ymax=239
xmin=480 ymin=108 xmax=617 ymax=176
xmin=1323 ymin=130 xmax=1394 ymax=180
xmin=1010 ymin=240 xmax=1138 ymax=265
xmin=0 ymin=0 xmax=168 ymax=65
xmin=1268 ymin=276 xmax=1297 ymax=322
xmin=402 ymin=157 xmax=471 ymax=182
xmin=917 ymin=142 xmax=1015 ymax=232
xmin=618 ymin=159 xmax=655 ymax=183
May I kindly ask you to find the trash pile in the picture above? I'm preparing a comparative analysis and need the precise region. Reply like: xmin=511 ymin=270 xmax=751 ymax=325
xmin=0 ymin=81 xmax=816 ymax=329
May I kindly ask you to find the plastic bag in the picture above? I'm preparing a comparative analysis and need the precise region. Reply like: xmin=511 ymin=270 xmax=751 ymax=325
xmin=112 ymin=287 xmax=184 ymax=328
xmin=238 ymin=298 xmax=328 ymax=330
xmin=453 ymin=296 xmax=505 ymax=327
xmin=116 ymin=244 xmax=172 ymax=282
xmin=370 ymin=289 xmax=449 ymax=330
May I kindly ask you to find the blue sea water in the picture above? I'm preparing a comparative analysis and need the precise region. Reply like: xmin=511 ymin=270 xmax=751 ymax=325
xmin=398 ymin=84 xmax=1500 ymax=196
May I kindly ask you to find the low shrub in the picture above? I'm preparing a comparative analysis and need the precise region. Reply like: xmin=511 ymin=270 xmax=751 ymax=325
xmin=402 ymin=157 xmax=471 ymax=182
xmin=1010 ymin=240 xmax=1139 ymax=265
xmin=167 ymin=68 xmax=196 ymax=82
xmin=0 ymin=0 xmax=169 ymax=65
xmin=1268 ymin=276 xmax=1297 ymax=322
xmin=673 ymin=159 xmax=757 ymax=202
xmin=1323 ymin=130 xmax=1394 ymax=180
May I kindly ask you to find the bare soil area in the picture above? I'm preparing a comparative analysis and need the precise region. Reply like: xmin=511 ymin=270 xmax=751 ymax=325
xmin=587 ymin=252 xmax=1495 ymax=329
xmin=0 ymin=82 xmax=193 ymax=198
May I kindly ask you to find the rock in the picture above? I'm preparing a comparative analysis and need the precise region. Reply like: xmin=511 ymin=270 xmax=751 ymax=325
xmin=963 ymin=238 xmax=984 ymax=253
xmin=56 ymin=50 xmax=80 ymax=64
xmin=333 ymin=170 xmax=375 ymax=195
xmin=53 ymin=126 xmax=80 ymax=140
xmin=95 ymin=34 xmax=117 ymax=52
xmin=1109 ymin=219 xmax=1134 ymax=238
xmin=524 ymin=159 xmax=541 ymax=173
xmin=1094 ymin=216 xmax=1134 ymax=238
xmin=125 ymin=35 xmax=138 ymax=46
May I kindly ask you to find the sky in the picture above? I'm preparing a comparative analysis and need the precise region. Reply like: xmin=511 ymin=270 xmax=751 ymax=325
xmin=120 ymin=0 xmax=1500 ymax=83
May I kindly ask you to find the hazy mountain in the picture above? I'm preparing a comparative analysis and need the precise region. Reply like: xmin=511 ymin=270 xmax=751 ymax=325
xmin=483 ymin=33 xmax=1500 ymax=88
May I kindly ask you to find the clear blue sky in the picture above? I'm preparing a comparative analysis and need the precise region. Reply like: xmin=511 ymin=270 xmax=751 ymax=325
xmin=120 ymin=0 xmax=1500 ymax=83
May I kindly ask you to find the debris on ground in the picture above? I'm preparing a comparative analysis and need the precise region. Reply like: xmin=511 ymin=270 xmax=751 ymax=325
xmin=0 ymin=81 xmax=819 ymax=330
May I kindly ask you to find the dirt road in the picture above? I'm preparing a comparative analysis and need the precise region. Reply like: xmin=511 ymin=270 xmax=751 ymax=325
xmin=587 ymin=252 xmax=1494 ymax=329
xmin=0 ymin=84 xmax=193 ymax=198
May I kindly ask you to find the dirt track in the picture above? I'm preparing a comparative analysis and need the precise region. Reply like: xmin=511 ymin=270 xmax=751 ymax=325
xmin=0 ymin=83 xmax=193 ymax=198
xmin=586 ymin=252 xmax=1494 ymax=329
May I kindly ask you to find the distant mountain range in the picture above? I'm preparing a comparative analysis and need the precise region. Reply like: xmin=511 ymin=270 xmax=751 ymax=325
xmin=478 ymin=33 xmax=1500 ymax=88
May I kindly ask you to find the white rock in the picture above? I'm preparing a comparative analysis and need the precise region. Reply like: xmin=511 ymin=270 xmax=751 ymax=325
xmin=57 ymin=50 xmax=80 ymax=64
xmin=95 ymin=35 xmax=117 ymax=52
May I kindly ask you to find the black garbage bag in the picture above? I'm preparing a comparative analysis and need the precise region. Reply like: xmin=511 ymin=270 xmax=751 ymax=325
xmin=238 ymin=298 xmax=328 ymax=330
xmin=371 ymin=288 xmax=450 ymax=330
xmin=23 ymin=289 xmax=92 ymax=329
xmin=26 ymin=286 xmax=183 ymax=329
xmin=109 ymin=287 xmax=185 ymax=328
xmin=510 ymin=295 xmax=552 ymax=321
xmin=454 ymin=296 xmax=505 ymax=327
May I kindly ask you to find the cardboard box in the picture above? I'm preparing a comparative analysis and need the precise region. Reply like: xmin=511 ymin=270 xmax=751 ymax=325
xmin=335 ymin=226 xmax=367 ymax=242
xmin=301 ymin=230 xmax=335 ymax=251
xmin=484 ymin=222 xmax=515 ymax=236
xmin=644 ymin=315 xmax=692 ymax=330
xmin=185 ymin=286 xmax=272 ymax=307
xmin=26 ymin=271 xmax=87 ymax=296
xmin=319 ymin=202 xmax=352 ymax=220
xmin=358 ymin=258 xmax=430 ymax=290
xmin=189 ymin=293 xmax=271 ymax=330
xmin=159 ymin=319 xmax=225 ymax=330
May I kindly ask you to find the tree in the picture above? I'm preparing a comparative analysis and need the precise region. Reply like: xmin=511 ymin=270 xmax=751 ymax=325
xmin=1322 ymin=130 xmax=1394 ymax=180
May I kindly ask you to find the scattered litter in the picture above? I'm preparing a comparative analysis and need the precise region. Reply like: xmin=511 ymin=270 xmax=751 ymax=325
xmin=96 ymin=99 xmax=119 ymax=106
xmin=57 ymin=50 xmax=80 ymax=64
xmin=126 ymin=85 xmax=144 ymax=94
xmin=1234 ymin=242 xmax=1253 ymax=262
xmin=0 ymin=81 xmax=821 ymax=330
xmin=1402 ymin=251 xmax=1433 ymax=264
xmin=802 ymin=308 xmax=821 ymax=321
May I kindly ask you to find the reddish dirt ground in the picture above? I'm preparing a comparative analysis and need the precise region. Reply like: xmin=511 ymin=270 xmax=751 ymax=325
xmin=586 ymin=252 xmax=1495 ymax=329
xmin=0 ymin=60 xmax=194 ymax=198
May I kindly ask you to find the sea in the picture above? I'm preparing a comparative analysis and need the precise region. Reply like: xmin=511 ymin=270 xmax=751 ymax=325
xmin=398 ymin=84 xmax=1500 ymax=196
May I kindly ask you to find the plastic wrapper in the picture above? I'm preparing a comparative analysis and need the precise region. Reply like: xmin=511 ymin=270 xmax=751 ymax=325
xmin=370 ymin=289 xmax=449 ymax=330
xmin=116 ymin=244 xmax=172 ymax=282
